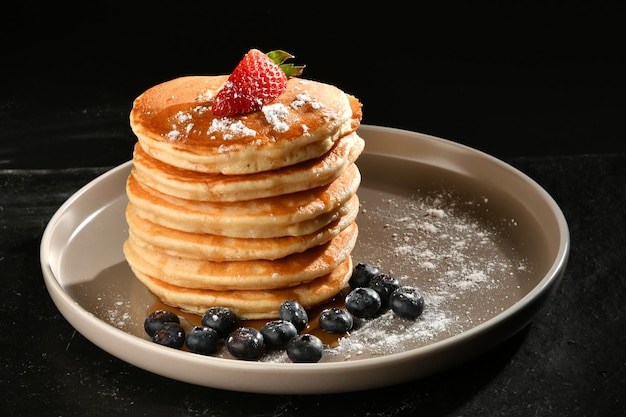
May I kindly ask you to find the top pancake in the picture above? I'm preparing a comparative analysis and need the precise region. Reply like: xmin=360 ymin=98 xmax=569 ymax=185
xmin=130 ymin=75 xmax=363 ymax=175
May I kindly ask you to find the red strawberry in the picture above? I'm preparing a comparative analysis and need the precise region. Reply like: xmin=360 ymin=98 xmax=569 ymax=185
xmin=212 ymin=49 xmax=304 ymax=117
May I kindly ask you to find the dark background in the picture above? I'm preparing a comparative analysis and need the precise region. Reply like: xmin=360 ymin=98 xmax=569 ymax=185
xmin=2 ymin=3 xmax=626 ymax=416
xmin=2 ymin=2 xmax=624 ymax=169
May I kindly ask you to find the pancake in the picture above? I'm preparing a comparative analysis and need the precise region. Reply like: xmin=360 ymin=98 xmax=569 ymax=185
xmin=131 ymin=257 xmax=353 ymax=320
xmin=125 ymin=194 xmax=359 ymax=261
xmin=130 ymin=75 xmax=363 ymax=175
xmin=131 ymin=131 xmax=365 ymax=202
xmin=124 ymin=69 xmax=364 ymax=319
xmin=126 ymin=162 xmax=361 ymax=238
xmin=123 ymin=222 xmax=358 ymax=291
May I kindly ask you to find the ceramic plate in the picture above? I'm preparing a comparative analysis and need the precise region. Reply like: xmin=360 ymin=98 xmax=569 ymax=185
xmin=40 ymin=125 xmax=569 ymax=394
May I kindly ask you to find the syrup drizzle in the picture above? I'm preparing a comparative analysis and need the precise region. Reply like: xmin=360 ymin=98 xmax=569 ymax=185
xmin=147 ymin=289 xmax=351 ymax=352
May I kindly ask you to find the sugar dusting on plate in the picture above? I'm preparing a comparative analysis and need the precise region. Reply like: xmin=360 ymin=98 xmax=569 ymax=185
xmin=88 ymin=186 xmax=531 ymax=363
xmin=336 ymin=188 xmax=528 ymax=358
xmin=323 ymin=187 xmax=528 ymax=362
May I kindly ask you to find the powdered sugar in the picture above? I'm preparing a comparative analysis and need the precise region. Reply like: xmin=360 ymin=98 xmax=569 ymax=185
xmin=197 ymin=89 xmax=214 ymax=102
xmin=207 ymin=118 xmax=256 ymax=140
xmin=252 ymin=188 xmax=530 ymax=363
xmin=290 ymin=93 xmax=324 ymax=110
xmin=261 ymin=103 xmax=290 ymax=133
xmin=163 ymin=84 xmax=337 ymax=140
xmin=96 ymin=294 xmax=133 ymax=331
xmin=323 ymin=187 xmax=531 ymax=360
xmin=253 ymin=187 xmax=532 ymax=363
xmin=164 ymin=106 xmax=210 ymax=141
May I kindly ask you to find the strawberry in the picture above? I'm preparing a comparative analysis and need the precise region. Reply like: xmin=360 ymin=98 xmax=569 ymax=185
xmin=212 ymin=49 xmax=304 ymax=117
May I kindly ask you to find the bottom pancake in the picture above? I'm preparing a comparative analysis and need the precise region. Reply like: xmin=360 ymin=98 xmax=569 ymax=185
xmin=130 ymin=257 xmax=353 ymax=320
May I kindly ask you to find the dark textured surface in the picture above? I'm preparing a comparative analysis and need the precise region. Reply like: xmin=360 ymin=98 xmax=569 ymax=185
xmin=1 ymin=154 xmax=625 ymax=416
xmin=1 ymin=3 xmax=625 ymax=416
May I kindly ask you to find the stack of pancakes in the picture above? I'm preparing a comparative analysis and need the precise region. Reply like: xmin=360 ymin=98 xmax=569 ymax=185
xmin=123 ymin=75 xmax=364 ymax=319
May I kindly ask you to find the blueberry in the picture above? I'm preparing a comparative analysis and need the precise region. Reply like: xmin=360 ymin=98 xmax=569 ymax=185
xmin=345 ymin=287 xmax=381 ymax=318
xmin=318 ymin=307 xmax=353 ymax=333
xmin=152 ymin=322 xmax=185 ymax=349
xmin=369 ymin=273 xmax=402 ymax=309
xmin=390 ymin=286 xmax=425 ymax=319
xmin=349 ymin=262 xmax=380 ymax=289
xmin=185 ymin=326 xmax=221 ymax=355
xmin=226 ymin=327 xmax=264 ymax=360
xmin=287 ymin=334 xmax=324 ymax=363
xmin=279 ymin=300 xmax=309 ymax=331
xmin=201 ymin=306 xmax=238 ymax=337
xmin=261 ymin=320 xmax=298 ymax=350
xmin=144 ymin=310 xmax=180 ymax=337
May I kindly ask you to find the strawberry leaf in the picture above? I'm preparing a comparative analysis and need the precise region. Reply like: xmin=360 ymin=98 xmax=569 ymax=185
xmin=266 ymin=50 xmax=305 ymax=78
xmin=280 ymin=63 xmax=305 ymax=78
xmin=266 ymin=50 xmax=293 ymax=64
